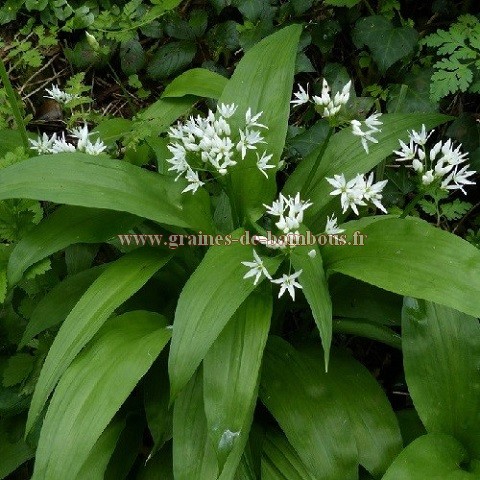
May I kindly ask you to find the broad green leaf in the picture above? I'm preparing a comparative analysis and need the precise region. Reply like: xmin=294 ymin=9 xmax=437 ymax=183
xmin=92 ymin=119 xmax=133 ymax=146
xmin=291 ymin=240 xmax=332 ymax=369
xmin=330 ymin=274 xmax=402 ymax=326
xmin=402 ymin=298 xmax=480 ymax=458
xmin=8 ymin=206 xmax=139 ymax=285
xmin=137 ymin=444 xmax=174 ymax=480
xmin=396 ymin=409 xmax=427 ymax=447
xmin=261 ymin=429 xmax=316 ymax=480
xmin=203 ymin=287 xmax=272 ymax=470
xmin=173 ymin=369 xmax=219 ymax=480
xmin=332 ymin=319 xmax=401 ymax=349
xmin=32 ymin=311 xmax=171 ymax=480
xmin=75 ymin=418 xmax=125 ymax=480
xmin=20 ymin=266 xmax=105 ymax=348
xmin=322 ymin=216 xmax=480 ymax=318
xmin=353 ymin=16 xmax=418 ymax=73
xmin=218 ymin=24 xmax=302 ymax=222
xmin=0 ymin=154 xmax=214 ymax=233
xmin=2 ymin=353 xmax=34 ymax=387
xmin=260 ymin=337 xmax=357 ymax=479
xmin=144 ymin=355 xmax=171 ymax=456
xmin=168 ymin=236 xmax=282 ymax=399
xmin=120 ymin=38 xmax=145 ymax=75
xmin=302 ymin=347 xmax=402 ymax=477
xmin=26 ymin=248 xmax=171 ymax=434
xmin=0 ymin=417 xmax=33 ymax=479
xmin=163 ymin=68 xmax=227 ymax=99
xmin=283 ymin=113 xmax=450 ymax=226
xmin=382 ymin=434 xmax=479 ymax=480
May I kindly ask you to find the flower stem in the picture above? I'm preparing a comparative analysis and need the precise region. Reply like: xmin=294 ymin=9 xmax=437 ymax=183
xmin=0 ymin=56 xmax=29 ymax=152
xmin=303 ymin=127 xmax=334 ymax=196
xmin=400 ymin=191 xmax=424 ymax=218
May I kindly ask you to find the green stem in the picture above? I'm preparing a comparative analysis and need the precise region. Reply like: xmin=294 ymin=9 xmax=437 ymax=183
xmin=226 ymin=175 xmax=241 ymax=228
xmin=400 ymin=191 xmax=424 ymax=219
xmin=0 ymin=56 xmax=29 ymax=152
xmin=303 ymin=127 xmax=334 ymax=196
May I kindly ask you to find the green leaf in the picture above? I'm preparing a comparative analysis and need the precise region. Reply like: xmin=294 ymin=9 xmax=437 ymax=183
xmin=120 ymin=38 xmax=145 ymax=76
xmin=137 ymin=444 xmax=174 ymax=480
xmin=322 ymin=216 xmax=480 ymax=318
xmin=332 ymin=319 xmax=401 ymax=349
xmin=260 ymin=337 xmax=357 ymax=479
xmin=203 ymin=287 xmax=272 ymax=470
xmin=168 ymin=235 xmax=281 ymax=399
xmin=324 ymin=0 xmax=361 ymax=6
xmin=261 ymin=429 xmax=316 ymax=480
xmin=144 ymin=356 xmax=171 ymax=456
xmin=329 ymin=274 xmax=402 ymax=325
xmin=8 ymin=206 xmax=139 ymax=285
xmin=284 ymin=113 xmax=450 ymax=226
xmin=402 ymin=298 xmax=480 ymax=458
xmin=0 ymin=417 xmax=33 ymax=479
xmin=162 ymin=68 xmax=227 ymax=99
xmin=2 ymin=353 xmax=34 ymax=387
xmin=218 ymin=24 xmax=302 ymax=222
xmin=20 ymin=266 xmax=105 ymax=348
xmin=0 ymin=153 xmax=214 ymax=233
xmin=291 ymin=240 xmax=332 ymax=369
xmin=382 ymin=434 xmax=479 ymax=479
xmin=353 ymin=16 xmax=418 ymax=73
xmin=173 ymin=369 xmax=219 ymax=480
xmin=32 ymin=311 xmax=171 ymax=480
xmin=26 ymin=248 xmax=171 ymax=434
xmin=147 ymin=41 xmax=197 ymax=79
xmin=301 ymin=347 xmax=402 ymax=477
xmin=76 ymin=418 xmax=125 ymax=480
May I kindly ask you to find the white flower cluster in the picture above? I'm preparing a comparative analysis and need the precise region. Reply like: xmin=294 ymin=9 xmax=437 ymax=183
xmin=44 ymin=84 xmax=80 ymax=105
xmin=29 ymin=124 xmax=107 ymax=156
xmin=242 ymin=250 xmax=303 ymax=301
xmin=351 ymin=113 xmax=383 ymax=154
xmin=291 ymin=79 xmax=351 ymax=118
xmin=394 ymin=124 xmax=475 ymax=194
xmin=326 ymin=172 xmax=388 ymax=215
xmin=166 ymin=104 xmax=274 ymax=194
xmin=324 ymin=214 xmax=345 ymax=235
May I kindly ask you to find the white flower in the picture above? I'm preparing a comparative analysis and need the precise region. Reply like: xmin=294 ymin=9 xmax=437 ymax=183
xmin=44 ymin=84 xmax=78 ymax=105
xmin=50 ymin=133 xmax=76 ymax=153
xmin=70 ymin=124 xmax=90 ymax=151
xmin=256 ymin=151 xmax=275 ymax=178
xmin=29 ymin=132 xmax=57 ymax=154
xmin=182 ymin=168 xmax=205 ymax=194
xmin=326 ymin=172 xmax=388 ymax=215
xmin=271 ymin=270 xmax=303 ymax=301
xmin=236 ymin=129 xmax=265 ymax=160
xmin=308 ymin=249 xmax=317 ymax=258
xmin=325 ymin=214 xmax=345 ymax=234
xmin=217 ymin=103 xmax=237 ymax=118
xmin=241 ymin=250 xmax=272 ymax=285
xmin=312 ymin=78 xmax=351 ymax=118
xmin=421 ymin=170 xmax=435 ymax=185
xmin=351 ymin=113 xmax=382 ymax=154
xmin=264 ymin=194 xmax=286 ymax=217
xmin=441 ymin=164 xmax=475 ymax=194
xmin=394 ymin=138 xmax=417 ymax=162
xmin=84 ymin=137 xmax=107 ymax=155
xmin=291 ymin=84 xmax=310 ymax=107
xmin=409 ymin=124 xmax=433 ymax=146
xmin=245 ymin=108 xmax=267 ymax=129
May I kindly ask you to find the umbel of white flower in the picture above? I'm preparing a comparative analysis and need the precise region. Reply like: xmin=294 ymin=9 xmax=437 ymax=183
xmin=166 ymin=103 xmax=274 ymax=194
xmin=29 ymin=124 xmax=107 ymax=156
xmin=394 ymin=124 xmax=475 ymax=194
xmin=326 ymin=172 xmax=388 ymax=215
xmin=290 ymin=79 xmax=351 ymax=118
